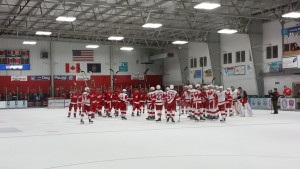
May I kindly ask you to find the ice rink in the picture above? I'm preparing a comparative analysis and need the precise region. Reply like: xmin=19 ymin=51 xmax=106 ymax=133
xmin=0 ymin=107 xmax=300 ymax=169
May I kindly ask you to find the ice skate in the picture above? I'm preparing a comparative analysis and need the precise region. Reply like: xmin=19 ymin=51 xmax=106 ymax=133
xmin=194 ymin=117 xmax=199 ymax=122
xmin=73 ymin=114 xmax=76 ymax=118
xmin=156 ymin=117 xmax=161 ymax=122
xmin=171 ymin=117 xmax=175 ymax=123
xmin=220 ymin=118 xmax=226 ymax=122
xmin=89 ymin=119 xmax=93 ymax=124
xmin=80 ymin=119 xmax=84 ymax=124
xmin=67 ymin=113 xmax=70 ymax=118
xmin=200 ymin=117 xmax=206 ymax=121
xmin=122 ymin=116 xmax=127 ymax=120
xmin=146 ymin=116 xmax=151 ymax=120
xmin=166 ymin=117 xmax=170 ymax=122
xmin=137 ymin=112 xmax=141 ymax=116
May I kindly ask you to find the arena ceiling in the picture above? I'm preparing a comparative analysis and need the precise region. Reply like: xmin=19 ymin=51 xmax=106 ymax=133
xmin=0 ymin=0 xmax=299 ymax=49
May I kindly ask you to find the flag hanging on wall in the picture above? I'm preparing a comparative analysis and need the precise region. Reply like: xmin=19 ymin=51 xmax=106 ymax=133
xmin=87 ymin=63 xmax=101 ymax=73
xmin=65 ymin=63 xmax=80 ymax=73
xmin=72 ymin=50 xmax=94 ymax=61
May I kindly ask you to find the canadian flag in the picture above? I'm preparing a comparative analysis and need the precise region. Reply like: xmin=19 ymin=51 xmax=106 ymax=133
xmin=65 ymin=63 xmax=80 ymax=73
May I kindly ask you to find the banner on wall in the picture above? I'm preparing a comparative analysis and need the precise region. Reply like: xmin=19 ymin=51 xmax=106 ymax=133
xmin=283 ymin=43 xmax=300 ymax=56
xmin=204 ymin=69 xmax=212 ymax=77
xmin=194 ymin=70 xmax=202 ymax=78
xmin=76 ymin=75 xmax=91 ymax=81
xmin=250 ymin=98 xmax=272 ymax=109
xmin=223 ymin=67 xmax=234 ymax=77
xmin=54 ymin=75 xmax=74 ymax=80
xmin=119 ymin=62 xmax=128 ymax=72
xmin=131 ymin=74 xmax=144 ymax=80
xmin=234 ymin=65 xmax=245 ymax=75
xmin=87 ymin=63 xmax=101 ymax=73
xmin=282 ymin=56 xmax=297 ymax=68
xmin=280 ymin=98 xmax=296 ymax=110
xmin=0 ymin=64 xmax=31 ymax=70
xmin=29 ymin=76 xmax=51 ymax=81
xmin=269 ymin=61 xmax=282 ymax=72
xmin=11 ymin=76 xmax=27 ymax=81
xmin=246 ymin=65 xmax=254 ymax=74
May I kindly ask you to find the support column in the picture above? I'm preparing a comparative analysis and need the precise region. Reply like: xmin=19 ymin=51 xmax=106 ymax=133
xmin=207 ymin=33 xmax=221 ymax=85
xmin=248 ymin=20 xmax=264 ymax=96
xmin=50 ymin=41 xmax=54 ymax=97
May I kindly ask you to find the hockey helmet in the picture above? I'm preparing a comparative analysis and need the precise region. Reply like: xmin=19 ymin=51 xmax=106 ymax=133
xmin=85 ymin=87 xmax=90 ymax=92
xmin=156 ymin=85 xmax=161 ymax=90
xmin=170 ymin=85 xmax=174 ymax=90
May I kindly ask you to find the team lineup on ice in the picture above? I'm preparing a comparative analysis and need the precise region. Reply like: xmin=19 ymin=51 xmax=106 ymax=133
xmin=67 ymin=84 xmax=253 ymax=124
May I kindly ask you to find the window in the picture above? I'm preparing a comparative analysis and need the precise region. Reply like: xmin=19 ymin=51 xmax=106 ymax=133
xmin=223 ymin=53 xmax=232 ymax=64
xmin=193 ymin=58 xmax=197 ymax=68
xmin=190 ymin=58 xmax=197 ymax=68
xmin=266 ymin=45 xmax=278 ymax=59
xmin=199 ymin=56 xmax=207 ymax=67
xmin=236 ymin=50 xmax=245 ymax=63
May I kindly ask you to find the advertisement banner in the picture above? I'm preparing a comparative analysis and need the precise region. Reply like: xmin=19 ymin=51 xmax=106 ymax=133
xmin=54 ymin=75 xmax=74 ymax=81
xmin=131 ymin=74 xmax=144 ymax=80
xmin=223 ymin=67 xmax=234 ymax=77
xmin=234 ymin=65 xmax=245 ymax=75
xmin=5 ymin=100 xmax=28 ymax=108
xmin=119 ymin=62 xmax=128 ymax=72
xmin=282 ymin=56 xmax=298 ymax=68
xmin=194 ymin=70 xmax=202 ymax=78
xmin=29 ymin=76 xmax=51 ymax=81
xmin=280 ymin=98 xmax=296 ymax=110
xmin=269 ymin=61 xmax=282 ymax=72
xmin=11 ymin=76 xmax=27 ymax=81
xmin=204 ymin=69 xmax=212 ymax=77
xmin=76 ymin=75 xmax=91 ymax=81
xmin=250 ymin=98 xmax=272 ymax=109
xmin=0 ymin=64 xmax=31 ymax=70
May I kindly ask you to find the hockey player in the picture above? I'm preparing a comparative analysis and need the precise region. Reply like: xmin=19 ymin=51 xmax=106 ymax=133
xmin=217 ymin=86 xmax=226 ymax=122
xmin=225 ymin=88 xmax=233 ymax=116
xmin=194 ymin=84 xmax=206 ymax=121
xmin=189 ymin=85 xmax=198 ymax=120
xmin=154 ymin=85 xmax=165 ymax=122
xmin=180 ymin=86 xmax=188 ymax=114
xmin=81 ymin=87 xmax=93 ymax=124
xmin=165 ymin=85 xmax=179 ymax=122
xmin=104 ymin=87 xmax=113 ymax=117
xmin=68 ymin=90 xmax=78 ymax=118
xmin=89 ymin=88 xmax=97 ymax=118
xmin=131 ymin=88 xmax=141 ymax=116
xmin=146 ymin=87 xmax=156 ymax=120
xmin=139 ymin=88 xmax=147 ymax=114
xmin=77 ymin=89 xmax=82 ymax=115
xmin=206 ymin=85 xmax=215 ymax=119
xmin=112 ymin=89 xmax=120 ymax=117
xmin=231 ymin=86 xmax=239 ymax=115
xmin=238 ymin=87 xmax=252 ymax=117
xmin=118 ymin=89 xmax=129 ymax=120
xmin=96 ymin=89 xmax=104 ymax=116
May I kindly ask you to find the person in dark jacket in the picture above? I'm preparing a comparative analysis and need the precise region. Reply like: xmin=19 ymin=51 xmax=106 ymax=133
xmin=269 ymin=88 xmax=279 ymax=114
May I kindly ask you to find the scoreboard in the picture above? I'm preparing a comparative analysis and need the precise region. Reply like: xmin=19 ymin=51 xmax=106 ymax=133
xmin=0 ymin=50 xmax=30 ymax=70
xmin=0 ymin=50 xmax=30 ymax=64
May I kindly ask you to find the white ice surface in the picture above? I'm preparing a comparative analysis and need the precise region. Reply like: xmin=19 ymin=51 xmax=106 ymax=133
xmin=0 ymin=107 xmax=300 ymax=169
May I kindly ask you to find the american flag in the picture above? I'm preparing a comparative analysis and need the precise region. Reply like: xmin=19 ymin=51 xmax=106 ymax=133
xmin=72 ymin=50 xmax=94 ymax=61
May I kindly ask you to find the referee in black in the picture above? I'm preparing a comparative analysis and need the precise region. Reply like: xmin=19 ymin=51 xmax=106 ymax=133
xmin=269 ymin=88 xmax=279 ymax=114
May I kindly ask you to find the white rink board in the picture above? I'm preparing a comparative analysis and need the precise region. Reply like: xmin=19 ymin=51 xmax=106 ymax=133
xmin=0 ymin=107 xmax=300 ymax=169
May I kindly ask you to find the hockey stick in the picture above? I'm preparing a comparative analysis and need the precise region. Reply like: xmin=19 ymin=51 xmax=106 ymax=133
xmin=80 ymin=70 xmax=88 ymax=87
xmin=178 ymin=105 xmax=181 ymax=122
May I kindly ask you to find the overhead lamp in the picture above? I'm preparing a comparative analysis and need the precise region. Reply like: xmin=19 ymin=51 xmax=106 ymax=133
xmin=23 ymin=41 xmax=37 ymax=45
xmin=172 ymin=40 xmax=188 ymax=45
xmin=218 ymin=29 xmax=238 ymax=34
xmin=108 ymin=36 xmax=124 ymax=41
xmin=86 ymin=45 xmax=99 ymax=48
xmin=120 ymin=47 xmax=134 ymax=51
xmin=142 ymin=23 xmax=162 ymax=29
xmin=194 ymin=2 xmax=221 ymax=10
xmin=282 ymin=12 xmax=300 ymax=18
xmin=56 ymin=16 xmax=76 ymax=22
xmin=36 ymin=31 xmax=52 ymax=36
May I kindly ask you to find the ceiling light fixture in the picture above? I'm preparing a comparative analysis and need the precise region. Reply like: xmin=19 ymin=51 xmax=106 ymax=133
xmin=108 ymin=36 xmax=124 ymax=41
xmin=194 ymin=2 xmax=221 ymax=10
xmin=36 ymin=31 xmax=52 ymax=36
xmin=120 ymin=47 xmax=134 ymax=51
xmin=282 ymin=12 xmax=300 ymax=18
xmin=56 ymin=16 xmax=76 ymax=22
xmin=218 ymin=29 xmax=238 ymax=34
xmin=172 ymin=40 xmax=188 ymax=45
xmin=142 ymin=23 xmax=162 ymax=29
xmin=23 ymin=41 xmax=37 ymax=45
xmin=86 ymin=45 xmax=99 ymax=49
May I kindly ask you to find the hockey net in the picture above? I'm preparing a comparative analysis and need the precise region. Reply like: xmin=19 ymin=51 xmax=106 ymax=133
xmin=47 ymin=97 xmax=70 ymax=109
